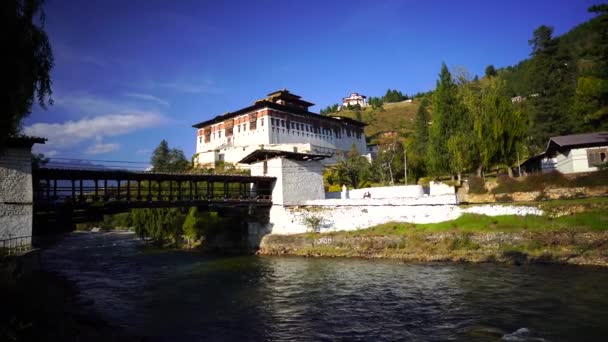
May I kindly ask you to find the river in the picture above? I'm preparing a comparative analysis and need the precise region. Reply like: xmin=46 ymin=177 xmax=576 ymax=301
xmin=43 ymin=231 xmax=608 ymax=341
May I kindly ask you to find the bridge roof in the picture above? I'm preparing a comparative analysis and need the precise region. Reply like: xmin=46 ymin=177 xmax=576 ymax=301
xmin=35 ymin=168 xmax=275 ymax=182
xmin=238 ymin=149 xmax=330 ymax=164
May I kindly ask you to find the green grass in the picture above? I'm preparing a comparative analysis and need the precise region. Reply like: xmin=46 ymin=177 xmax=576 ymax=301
xmin=326 ymin=210 xmax=608 ymax=237
xmin=328 ymin=100 xmax=420 ymax=139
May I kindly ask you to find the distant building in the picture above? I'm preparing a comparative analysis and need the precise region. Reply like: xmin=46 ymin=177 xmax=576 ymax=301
xmin=342 ymin=92 xmax=367 ymax=108
xmin=521 ymin=132 xmax=608 ymax=174
xmin=192 ymin=89 xmax=367 ymax=168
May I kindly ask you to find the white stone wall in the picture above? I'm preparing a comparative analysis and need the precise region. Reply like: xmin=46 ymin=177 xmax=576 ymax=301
xmin=251 ymin=157 xmax=325 ymax=206
xmin=0 ymin=147 xmax=33 ymax=244
xmin=306 ymin=194 xmax=458 ymax=206
xmin=280 ymin=158 xmax=325 ymax=205
xmin=429 ymin=181 xmax=455 ymax=196
xmin=348 ymin=185 xmax=425 ymax=199
xmin=267 ymin=204 xmax=543 ymax=235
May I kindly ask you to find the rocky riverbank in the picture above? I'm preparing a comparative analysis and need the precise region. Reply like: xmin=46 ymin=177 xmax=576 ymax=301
xmin=258 ymin=229 xmax=608 ymax=267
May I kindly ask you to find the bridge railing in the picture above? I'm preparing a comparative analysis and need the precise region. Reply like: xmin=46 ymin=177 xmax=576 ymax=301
xmin=32 ymin=169 xmax=275 ymax=207
xmin=0 ymin=236 xmax=32 ymax=257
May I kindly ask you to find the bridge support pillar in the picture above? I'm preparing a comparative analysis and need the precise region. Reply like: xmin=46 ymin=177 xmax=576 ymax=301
xmin=246 ymin=205 xmax=271 ymax=252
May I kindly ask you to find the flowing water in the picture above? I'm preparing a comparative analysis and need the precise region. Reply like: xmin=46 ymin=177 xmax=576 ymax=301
xmin=43 ymin=232 xmax=608 ymax=341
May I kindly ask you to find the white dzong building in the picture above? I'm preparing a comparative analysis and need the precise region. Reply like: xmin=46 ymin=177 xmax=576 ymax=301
xmin=193 ymin=89 xmax=367 ymax=168
xmin=342 ymin=92 xmax=367 ymax=108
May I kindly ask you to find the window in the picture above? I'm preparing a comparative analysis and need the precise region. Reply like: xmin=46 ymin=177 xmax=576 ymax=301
xmin=281 ymin=120 xmax=285 ymax=128
xmin=238 ymin=125 xmax=241 ymax=133
xmin=243 ymin=124 xmax=247 ymax=131
xmin=588 ymin=148 xmax=608 ymax=167
xmin=261 ymin=118 xmax=264 ymax=126
xmin=263 ymin=161 xmax=268 ymax=175
xmin=218 ymin=131 xmax=222 ymax=138
xmin=271 ymin=118 xmax=275 ymax=126
xmin=199 ymin=137 xmax=202 ymax=143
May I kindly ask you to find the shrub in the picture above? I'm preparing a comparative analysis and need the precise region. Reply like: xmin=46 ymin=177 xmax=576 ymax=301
xmin=302 ymin=214 xmax=324 ymax=233
xmin=570 ymin=169 xmax=608 ymax=187
xmin=492 ymin=171 xmax=568 ymax=194
xmin=467 ymin=176 xmax=487 ymax=194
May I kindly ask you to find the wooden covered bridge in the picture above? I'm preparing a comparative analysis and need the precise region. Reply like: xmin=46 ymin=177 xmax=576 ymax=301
xmin=32 ymin=168 xmax=275 ymax=224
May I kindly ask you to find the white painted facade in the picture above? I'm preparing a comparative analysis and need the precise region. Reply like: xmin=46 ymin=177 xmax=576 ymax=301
xmin=0 ymin=146 xmax=34 ymax=246
xmin=250 ymin=156 xmax=325 ymax=206
xmin=194 ymin=100 xmax=367 ymax=168
xmin=540 ymin=146 xmax=608 ymax=174
xmin=342 ymin=92 xmax=368 ymax=108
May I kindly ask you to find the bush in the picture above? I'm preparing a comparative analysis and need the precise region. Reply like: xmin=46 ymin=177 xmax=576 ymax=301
xmin=302 ymin=214 xmax=324 ymax=233
xmin=492 ymin=171 xmax=568 ymax=194
xmin=467 ymin=176 xmax=487 ymax=194
xmin=570 ymin=169 xmax=608 ymax=187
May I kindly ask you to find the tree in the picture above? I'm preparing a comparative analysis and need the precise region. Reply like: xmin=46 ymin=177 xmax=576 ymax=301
xmin=408 ymin=97 xmax=431 ymax=181
xmin=371 ymin=140 xmax=404 ymax=185
xmin=427 ymin=63 xmax=467 ymax=177
xmin=485 ymin=65 xmax=497 ymax=78
xmin=2 ymin=0 xmax=54 ymax=146
xmin=526 ymin=25 xmax=577 ymax=151
xmin=331 ymin=145 xmax=371 ymax=189
xmin=151 ymin=139 xmax=189 ymax=172
xmin=182 ymin=207 xmax=202 ymax=246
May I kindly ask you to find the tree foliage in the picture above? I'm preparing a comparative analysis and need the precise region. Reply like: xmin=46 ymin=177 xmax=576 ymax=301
xmin=330 ymin=145 xmax=371 ymax=189
xmin=151 ymin=139 xmax=190 ymax=172
xmin=2 ymin=0 xmax=54 ymax=146
xmin=427 ymin=63 xmax=468 ymax=176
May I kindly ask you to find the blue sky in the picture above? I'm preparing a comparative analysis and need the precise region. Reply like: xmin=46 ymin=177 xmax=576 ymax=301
xmin=24 ymin=0 xmax=601 ymax=165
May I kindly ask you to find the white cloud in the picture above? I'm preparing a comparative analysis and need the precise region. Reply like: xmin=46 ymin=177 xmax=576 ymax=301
xmin=86 ymin=141 xmax=120 ymax=155
xmin=154 ymin=79 xmax=222 ymax=94
xmin=124 ymin=92 xmax=170 ymax=106
xmin=53 ymin=93 xmax=135 ymax=116
xmin=24 ymin=112 xmax=167 ymax=150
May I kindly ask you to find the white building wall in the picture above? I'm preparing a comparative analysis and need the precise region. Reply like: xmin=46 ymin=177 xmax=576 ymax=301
xmin=195 ymin=106 xmax=367 ymax=167
xmin=569 ymin=147 xmax=602 ymax=173
xmin=543 ymin=147 xmax=605 ymax=174
xmin=279 ymin=158 xmax=325 ymax=205
xmin=250 ymin=157 xmax=325 ymax=206
xmin=0 ymin=147 xmax=34 ymax=245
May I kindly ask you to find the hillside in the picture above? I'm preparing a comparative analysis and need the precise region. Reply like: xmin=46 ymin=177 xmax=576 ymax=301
xmin=327 ymin=99 xmax=421 ymax=142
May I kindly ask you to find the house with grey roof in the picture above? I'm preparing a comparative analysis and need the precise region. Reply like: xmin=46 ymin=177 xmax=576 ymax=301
xmin=521 ymin=132 xmax=608 ymax=174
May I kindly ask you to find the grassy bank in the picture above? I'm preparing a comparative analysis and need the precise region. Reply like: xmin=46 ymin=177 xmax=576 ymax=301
xmin=259 ymin=198 xmax=608 ymax=267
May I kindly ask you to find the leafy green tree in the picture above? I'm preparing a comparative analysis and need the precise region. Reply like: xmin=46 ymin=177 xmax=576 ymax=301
xmin=2 ymin=0 xmax=54 ymax=146
xmin=331 ymin=145 xmax=371 ymax=189
xmin=371 ymin=141 xmax=404 ymax=185
xmin=408 ymin=97 xmax=431 ymax=180
xmin=151 ymin=139 xmax=189 ymax=172
xmin=368 ymin=96 xmax=384 ymax=108
xmin=573 ymin=76 xmax=608 ymax=130
xmin=485 ymin=65 xmax=497 ymax=78
xmin=526 ymin=25 xmax=577 ymax=151
xmin=182 ymin=207 xmax=203 ymax=246
xmin=446 ymin=132 xmax=476 ymax=182
xmin=151 ymin=140 xmax=170 ymax=171
xmin=427 ymin=63 xmax=467 ymax=176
